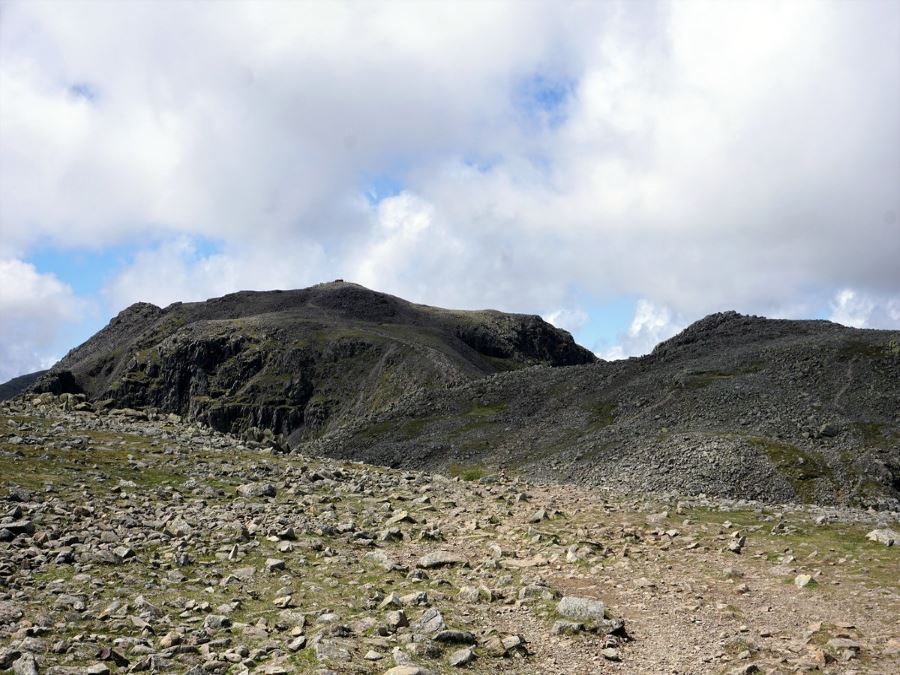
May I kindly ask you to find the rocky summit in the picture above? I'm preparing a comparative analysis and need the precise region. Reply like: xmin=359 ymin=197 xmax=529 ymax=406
xmin=1 ymin=398 xmax=898 ymax=673
xmin=24 ymin=282 xmax=593 ymax=446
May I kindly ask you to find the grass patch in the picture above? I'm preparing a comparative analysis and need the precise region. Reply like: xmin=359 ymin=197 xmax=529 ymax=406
xmin=586 ymin=401 xmax=617 ymax=429
xmin=836 ymin=339 xmax=888 ymax=361
xmin=357 ymin=416 xmax=435 ymax=441
xmin=484 ymin=355 xmax=527 ymax=372
xmin=683 ymin=370 xmax=738 ymax=389
xmin=448 ymin=463 xmax=489 ymax=481
xmin=855 ymin=422 xmax=899 ymax=448
xmin=466 ymin=402 xmax=507 ymax=418
xmin=749 ymin=436 xmax=835 ymax=502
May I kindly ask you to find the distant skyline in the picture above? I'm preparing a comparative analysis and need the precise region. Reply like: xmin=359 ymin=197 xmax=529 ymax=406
xmin=1 ymin=0 xmax=898 ymax=381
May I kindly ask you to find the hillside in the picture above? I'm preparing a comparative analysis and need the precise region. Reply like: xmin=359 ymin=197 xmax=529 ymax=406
xmin=309 ymin=312 xmax=900 ymax=507
xmin=0 ymin=370 xmax=46 ymax=401
xmin=25 ymin=282 xmax=594 ymax=446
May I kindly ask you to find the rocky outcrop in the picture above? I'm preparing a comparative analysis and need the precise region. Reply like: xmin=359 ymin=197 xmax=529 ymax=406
xmin=26 ymin=282 xmax=594 ymax=441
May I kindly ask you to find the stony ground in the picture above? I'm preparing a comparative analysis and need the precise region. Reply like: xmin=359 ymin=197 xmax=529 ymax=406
xmin=1 ymin=399 xmax=898 ymax=674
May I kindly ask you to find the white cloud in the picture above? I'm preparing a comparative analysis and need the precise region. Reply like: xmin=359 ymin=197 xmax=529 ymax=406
xmin=102 ymin=236 xmax=329 ymax=310
xmin=829 ymin=289 xmax=874 ymax=328
xmin=0 ymin=259 xmax=82 ymax=381
xmin=829 ymin=288 xmax=900 ymax=329
xmin=544 ymin=308 xmax=589 ymax=333
xmin=0 ymin=0 xmax=897 ymax=358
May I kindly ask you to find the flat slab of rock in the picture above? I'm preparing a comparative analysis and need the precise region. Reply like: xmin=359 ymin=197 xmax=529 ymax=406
xmin=1 ymin=520 xmax=34 ymax=535
xmin=557 ymin=596 xmax=607 ymax=622
xmin=382 ymin=667 xmax=428 ymax=675
xmin=417 ymin=551 xmax=468 ymax=569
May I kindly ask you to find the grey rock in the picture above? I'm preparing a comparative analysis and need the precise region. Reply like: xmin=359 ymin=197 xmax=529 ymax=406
xmin=203 ymin=614 xmax=232 ymax=629
xmin=417 ymin=551 xmax=468 ymax=569
xmin=410 ymin=607 xmax=445 ymax=635
xmin=448 ymin=647 xmax=476 ymax=667
xmin=552 ymin=620 xmax=585 ymax=635
xmin=1 ymin=519 xmax=34 ymax=535
xmin=237 ymin=483 xmax=277 ymax=498
xmin=265 ymin=558 xmax=286 ymax=572
xmin=13 ymin=653 xmax=38 ymax=675
xmin=314 ymin=640 xmax=351 ymax=663
xmin=557 ymin=596 xmax=607 ymax=622
xmin=866 ymin=528 xmax=897 ymax=546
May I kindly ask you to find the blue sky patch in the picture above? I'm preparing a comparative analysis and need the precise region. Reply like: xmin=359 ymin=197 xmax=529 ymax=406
xmin=516 ymin=72 xmax=576 ymax=128
xmin=363 ymin=172 xmax=405 ymax=205
xmin=29 ymin=242 xmax=137 ymax=296
xmin=69 ymin=82 xmax=98 ymax=102
xmin=25 ymin=236 xmax=223 ymax=370
xmin=569 ymin=293 xmax=638 ymax=355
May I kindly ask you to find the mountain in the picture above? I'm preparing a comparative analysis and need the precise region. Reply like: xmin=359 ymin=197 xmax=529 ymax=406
xmin=27 ymin=281 xmax=594 ymax=445
xmin=308 ymin=311 xmax=900 ymax=507
xmin=22 ymin=284 xmax=900 ymax=507
xmin=0 ymin=369 xmax=47 ymax=401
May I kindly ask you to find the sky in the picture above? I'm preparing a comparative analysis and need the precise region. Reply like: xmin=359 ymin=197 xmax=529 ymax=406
xmin=0 ymin=0 xmax=898 ymax=382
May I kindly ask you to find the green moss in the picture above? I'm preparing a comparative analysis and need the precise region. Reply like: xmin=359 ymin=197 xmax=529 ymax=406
xmin=358 ymin=416 xmax=435 ymax=441
xmin=484 ymin=355 xmax=527 ymax=372
xmin=836 ymin=339 xmax=888 ymax=361
xmin=466 ymin=402 xmax=507 ymax=418
xmin=586 ymin=401 xmax=616 ymax=428
xmin=683 ymin=370 xmax=738 ymax=389
xmin=749 ymin=436 xmax=835 ymax=502
xmin=448 ymin=463 xmax=489 ymax=481
xmin=289 ymin=649 xmax=318 ymax=670
xmin=855 ymin=422 xmax=899 ymax=448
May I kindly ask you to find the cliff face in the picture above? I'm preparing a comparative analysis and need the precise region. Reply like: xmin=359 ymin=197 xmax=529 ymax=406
xmin=28 ymin=282 xmax=594 ymax=442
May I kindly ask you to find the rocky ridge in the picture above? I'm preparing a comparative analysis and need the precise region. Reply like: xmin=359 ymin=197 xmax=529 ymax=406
xmin=1 ymin=398 xmax=898 ymax=673
xmin=24 ymin=282 xmax=593 ymax=447
xmin=308 ymin=312 xmax=900 ymax=507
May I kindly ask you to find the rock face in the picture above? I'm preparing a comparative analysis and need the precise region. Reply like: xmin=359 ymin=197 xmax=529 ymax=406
xmin=26 ymin=282 xmax=594 ymax=443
